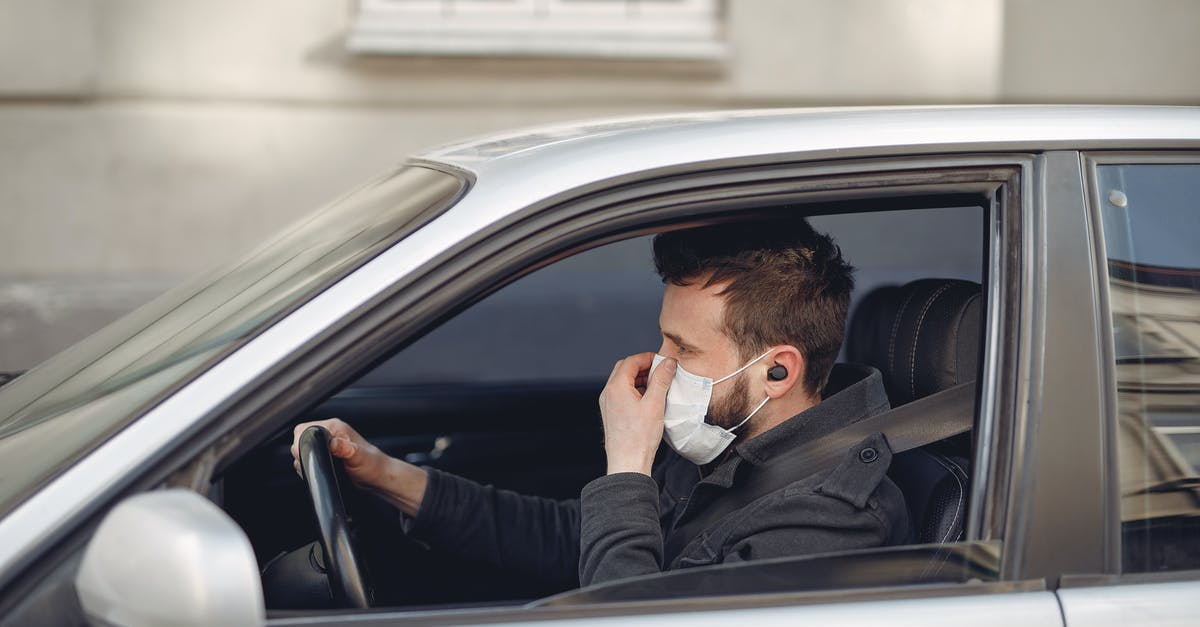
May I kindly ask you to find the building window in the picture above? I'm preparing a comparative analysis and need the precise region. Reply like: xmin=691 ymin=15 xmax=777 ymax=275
xmin=347 ymin=0 xmax=726 ymax=60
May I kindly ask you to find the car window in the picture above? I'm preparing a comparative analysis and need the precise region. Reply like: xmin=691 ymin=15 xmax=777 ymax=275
xmin=1095 ymin=160 xmax=1200 ymax=573
xmin=277 ymin=195 xmax=994 ymax=612
xmin=0 ymin=166 xmax=464 ymax=517
xmin=354 ymin=236 xmax=664 ymax=386
xmin=352 ymin=206 xmax=982 ymax=387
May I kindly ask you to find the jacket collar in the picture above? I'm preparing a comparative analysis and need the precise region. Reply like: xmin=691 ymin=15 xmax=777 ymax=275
xmin=698 ymin=363 xmax=890 ymax=487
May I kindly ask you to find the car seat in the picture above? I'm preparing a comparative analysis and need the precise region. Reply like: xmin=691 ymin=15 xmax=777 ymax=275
xmin=846 ymin=278 xmax=981 ymax=544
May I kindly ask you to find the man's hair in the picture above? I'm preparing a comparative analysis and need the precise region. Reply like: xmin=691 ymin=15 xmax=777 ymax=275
xmin=652 ymin=217 xmax=854 ymax=396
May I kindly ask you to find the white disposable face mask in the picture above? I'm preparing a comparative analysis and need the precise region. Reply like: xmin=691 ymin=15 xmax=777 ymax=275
xmin=651 ymin=349 xmax=773 ymax=465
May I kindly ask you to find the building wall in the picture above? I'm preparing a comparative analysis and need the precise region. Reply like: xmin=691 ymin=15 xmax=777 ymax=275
xmin=1 ymin=0 xmax=1198 ymax=369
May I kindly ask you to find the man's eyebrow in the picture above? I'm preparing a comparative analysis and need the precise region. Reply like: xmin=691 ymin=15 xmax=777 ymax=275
xmin=661 ymin=330 xmax=692 ymax=350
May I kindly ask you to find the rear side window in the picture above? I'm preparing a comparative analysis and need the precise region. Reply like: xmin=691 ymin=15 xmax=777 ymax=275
xmin=1096 ymin=161 xmax=1200 ymax=573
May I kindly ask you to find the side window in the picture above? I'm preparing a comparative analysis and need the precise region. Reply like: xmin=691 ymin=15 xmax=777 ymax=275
xmin=1096 ymin=161 xmax=1200 ymax=573
xmin=245 ymin=190 xmax=998 ymax=614
xmin=355 ymin=207 xmax=984 ymax=388
xmin=355 ymin=235 xmax=663 ymax=386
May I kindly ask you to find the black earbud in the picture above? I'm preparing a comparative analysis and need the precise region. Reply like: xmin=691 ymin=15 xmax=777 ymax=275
xmin=767 ymin=365 xmax=788 ymax=381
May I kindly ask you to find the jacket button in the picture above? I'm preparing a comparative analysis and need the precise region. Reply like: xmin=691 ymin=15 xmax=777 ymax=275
xmin=859 ymin=447 xmax=879 ymax=463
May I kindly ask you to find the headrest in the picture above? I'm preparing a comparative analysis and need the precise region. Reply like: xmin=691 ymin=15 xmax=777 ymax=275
xmin=846 ymin=279 xmax=981 ymax=406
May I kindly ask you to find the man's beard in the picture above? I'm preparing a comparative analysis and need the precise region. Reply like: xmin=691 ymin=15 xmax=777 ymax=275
xmin=705 ymin=374 xmax=754 ymax=431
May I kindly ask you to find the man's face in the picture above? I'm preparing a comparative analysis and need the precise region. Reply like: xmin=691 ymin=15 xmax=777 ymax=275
xmin=657 ymin=279 xmax=755 ymax=430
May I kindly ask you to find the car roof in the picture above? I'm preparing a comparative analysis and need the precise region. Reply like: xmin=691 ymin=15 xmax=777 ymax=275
xmin=410 ymin=106 xmax=1200 ymax=238
xmin=419 ymin=105 xmax=1200 ymax=183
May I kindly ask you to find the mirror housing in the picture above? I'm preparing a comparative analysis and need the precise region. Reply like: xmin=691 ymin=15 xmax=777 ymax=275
xmin=75 ymin=489 xmax=264 ymax=627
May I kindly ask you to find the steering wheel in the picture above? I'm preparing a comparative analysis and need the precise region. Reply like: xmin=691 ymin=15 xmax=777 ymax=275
xmin=297 ymin=425 xmax=373 ymax=608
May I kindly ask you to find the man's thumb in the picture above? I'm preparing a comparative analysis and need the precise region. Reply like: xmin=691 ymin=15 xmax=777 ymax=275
xmin=644 ymin=358 xmax=676 ymax=403
xmin=330 ymin=436 xmax=358 ymax=459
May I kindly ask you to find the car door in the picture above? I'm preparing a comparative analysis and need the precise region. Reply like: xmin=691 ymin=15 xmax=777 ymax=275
xmin=1056 ymin=155 xmax=1200 ymax=625
xmin=221 ymin=152 xmax=1070 ymax=624
xmin=0 ymin=150 xmax=1070 ymax=627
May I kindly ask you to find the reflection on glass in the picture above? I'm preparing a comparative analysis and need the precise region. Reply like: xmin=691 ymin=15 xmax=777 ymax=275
xmin=0 ymin=167 xmax=464 ymax=516
xmin=1147 ymin=409 xmax=1200 ymax=475
xmin=1100 ymin=162 xmax=1200 ymax=573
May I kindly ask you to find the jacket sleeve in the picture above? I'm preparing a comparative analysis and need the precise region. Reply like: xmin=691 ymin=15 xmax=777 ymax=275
xmin=578 ymin=472 xmax=663 ymax=587
xmin=406 ymin=468 xmax=581 ymax=588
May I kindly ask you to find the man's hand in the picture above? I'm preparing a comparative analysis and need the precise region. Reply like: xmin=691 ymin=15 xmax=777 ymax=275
xmin=599 ymin=352 xmax=676 ymax=476
xmin=291 ymin=418 xmax=388 ymax=487
xmin=290 ymin=418 xmax=428 ymax=516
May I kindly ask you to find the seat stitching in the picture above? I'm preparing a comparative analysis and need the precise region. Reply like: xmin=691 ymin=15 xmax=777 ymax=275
xmin=887 ymin=288 xmax=921 ymax=395
xmin=944 ymin=456 xmax=968 ymax=539
xmin=926 ymin=453 xmax=965 ymax=544
xmin=909 ymin=284 xmax=952 ymax=400
xmin=951 ymin=292 xmax=978 ymax=385
xmin=926 ymin=454 xmax=964 ymax=540
xmin=941 ymin=454 xmax=967 ymax=478
xmin=951 ymin=293 xmax=963 ymax=384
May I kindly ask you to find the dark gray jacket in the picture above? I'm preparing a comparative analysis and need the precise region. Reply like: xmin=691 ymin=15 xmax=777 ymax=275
xmin=407 ymin=364 xmax=909 ymax=589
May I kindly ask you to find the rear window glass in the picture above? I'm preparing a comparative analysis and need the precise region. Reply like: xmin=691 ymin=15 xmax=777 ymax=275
xmin=1097 ymin=161 xmax=1200 ymax=573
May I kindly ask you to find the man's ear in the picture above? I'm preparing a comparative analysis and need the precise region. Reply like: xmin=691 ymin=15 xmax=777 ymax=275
xmin=764 ymin=346 xmax=805 ymax=399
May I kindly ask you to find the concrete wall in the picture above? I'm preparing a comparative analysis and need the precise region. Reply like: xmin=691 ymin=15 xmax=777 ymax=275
xmin=1 ymin=0 xmax=1198 ymax=370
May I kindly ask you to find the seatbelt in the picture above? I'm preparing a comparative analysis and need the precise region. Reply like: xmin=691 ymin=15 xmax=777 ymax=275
xmin=662 ymin=381 xmax=975 ymax=565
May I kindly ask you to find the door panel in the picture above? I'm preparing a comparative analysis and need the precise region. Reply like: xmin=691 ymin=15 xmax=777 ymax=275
xmin=299 ymin=589 xmax=1064 ymax=626
xmin=1059 ymin=581 xmax=1200 ymax=627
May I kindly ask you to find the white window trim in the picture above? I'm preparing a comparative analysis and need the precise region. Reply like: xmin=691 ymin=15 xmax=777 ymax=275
xmin=347 ymin=0 xmax=727 ymax=61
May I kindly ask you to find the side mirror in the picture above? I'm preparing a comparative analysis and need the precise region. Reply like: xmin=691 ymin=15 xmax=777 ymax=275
xmin=75 ymin=489 xmax=265 ymax=627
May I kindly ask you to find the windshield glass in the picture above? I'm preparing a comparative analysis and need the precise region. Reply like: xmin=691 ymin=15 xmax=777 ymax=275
xmin=0 ymin=165 xmax=464 ymax=515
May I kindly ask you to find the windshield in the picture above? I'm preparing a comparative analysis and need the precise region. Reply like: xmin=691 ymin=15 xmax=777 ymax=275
xmin=0 ymin=165 xmax=464 ymax=515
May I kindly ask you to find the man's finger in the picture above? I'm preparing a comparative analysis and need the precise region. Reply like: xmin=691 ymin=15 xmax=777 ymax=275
xmin=625 ymin=352 xmax=657 ymax=371
xmin=330 ymin=436 xmax=357 ymax=460
xmin=612 ymin=352 xmax=656 ymax=383
xmin=643 ymin=357 xmax=676 ymax=404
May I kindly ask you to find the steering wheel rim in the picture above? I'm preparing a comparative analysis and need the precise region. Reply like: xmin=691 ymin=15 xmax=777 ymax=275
xmin=297 ymin=425 xmax=373 ymax=608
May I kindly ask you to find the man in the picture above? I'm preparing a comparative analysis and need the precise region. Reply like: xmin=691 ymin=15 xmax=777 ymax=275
xmin=292 ymin=218 xmax=909 ymax=590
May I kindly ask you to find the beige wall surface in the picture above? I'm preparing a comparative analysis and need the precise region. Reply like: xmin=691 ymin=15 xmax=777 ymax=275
xmin=1001 ymin=0 xmax=1200 ymax=102
xmin=1 ymin=0 xmax=1198 ymax=369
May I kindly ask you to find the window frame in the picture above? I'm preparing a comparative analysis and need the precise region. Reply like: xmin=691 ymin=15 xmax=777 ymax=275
xmin=276 ymin=159 xmax=1022 ymax=610
xmin=229 ymin=157 xmax=1027 ymax=614
xmin=347 ymin=0 xmax=727 ymax=61
xmin=1083 ymin=150 xmax=1200 ymax=580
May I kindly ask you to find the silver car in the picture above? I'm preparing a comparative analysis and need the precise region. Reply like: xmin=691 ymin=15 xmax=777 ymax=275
xmin=2 ymin=106 xmax=1199 ymax=626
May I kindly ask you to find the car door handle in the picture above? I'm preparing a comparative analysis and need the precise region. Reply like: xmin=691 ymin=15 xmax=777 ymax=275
xmin=403 ymin=435 xmax=452 ymax=465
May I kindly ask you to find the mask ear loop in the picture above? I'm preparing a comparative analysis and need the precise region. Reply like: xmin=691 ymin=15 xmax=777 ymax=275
xmin=715 ymin=348 xmax=775 ymax=432
xmin=730 ymin=396 xmax=770 ymax=432
xmin=713 ymin=348 xmax=775 ymax=385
